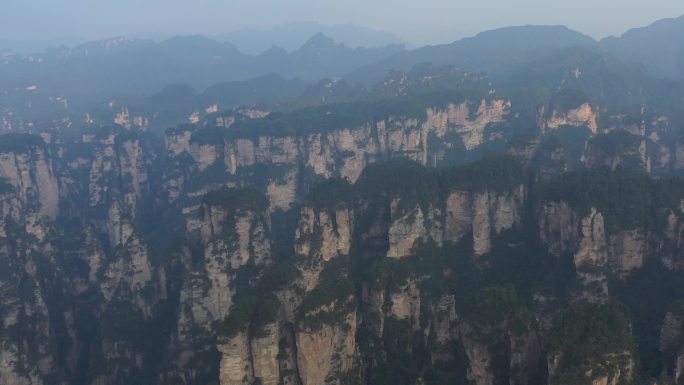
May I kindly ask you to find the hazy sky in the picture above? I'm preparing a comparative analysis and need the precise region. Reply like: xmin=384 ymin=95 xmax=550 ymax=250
xmin=3 ymin=0 xmax=683 ymax=45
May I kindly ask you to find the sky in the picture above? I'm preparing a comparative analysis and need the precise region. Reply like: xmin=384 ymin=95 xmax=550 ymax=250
xmin=2 ymin=0 xmax=683 ymax=47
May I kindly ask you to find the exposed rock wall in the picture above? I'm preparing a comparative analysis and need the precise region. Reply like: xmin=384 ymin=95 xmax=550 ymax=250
xmin=0 ymin=145 xmax=58 ymax=219
xmin=445 ymin=184 xmax=525 ymax=255
xmin=296 ymin=306 xmax=359 ymax=385
xmin=295 ymin=205 xmax=353 ymax=290
xmin=607 ymin=230 xmax=646 ymax=276
xmin=387 ymin=203 xmax=443 ymax=258
xmin=218 ymin=333 xmax=253 ymax=385
xmin=4 ymin=102 xmax=684 ymax=385
xmin=185 ymin=197 xmax=272 ymax=330
xmin=543 ymin=103 xmax=599 ymax=134
xmin=0 ymin=343 xmax=43 ymax=385
xmin=166 ymin=99 xmax=510 ymax=211
xmin=460 ymin=319 xmax=541 ymax=385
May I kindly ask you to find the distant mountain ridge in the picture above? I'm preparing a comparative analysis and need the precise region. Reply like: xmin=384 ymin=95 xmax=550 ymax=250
xmin=344 ymin=16 xmax=684 ymax=84
xmin=214 ymin=21 xmax=406 ymax=54
xmin=600 ymin=15 xmax=684 ymax=79
xmin=2 ymin=16 xmax=684 ymax=136
xmin=344 ymin=25 xmax=598 ymax=85
xmin=0 ymin=33 xmax=404 ymax=108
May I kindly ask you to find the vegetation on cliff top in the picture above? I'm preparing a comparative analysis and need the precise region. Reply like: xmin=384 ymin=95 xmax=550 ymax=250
xmin=297 ymin=278 xmax=355 ymax=330
xmin=189 ymin=126 xmax=226 ymax=145
xmin=462 ymin=285 xmax=530 ymax=329
xmin=217 ymin=293 xmax=280 ymax=338
xmin=548 ymin=89 xmax=589 ymax=113
xmin=202 ymin=186 xmax=269 ymax=213
xmin=547 ymin=301 xmax=634 ymax=383
xmin=356 ymin=160 xmax=441 ymax=214
xmin=195 ymin=87 xmax=492 ymax=140
xmin=0 ymin=178 xmax=13 ymax=194
xmin=587 ymin=131 xmax=645 ymax=168
xmin=303 ymin=178 xmax=354 ymax=210
xmin=441 ymin=155 xmax=525 ymax=193
xmin=540 ymin=167 xmax=684 ymax=232
xmin=0 ymin=133 xmax=45 ymax=153
xmin=259 ymin=262 xmax=302 ymax=292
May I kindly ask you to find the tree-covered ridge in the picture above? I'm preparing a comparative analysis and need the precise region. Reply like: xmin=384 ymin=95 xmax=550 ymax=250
xmin=441 ymin=155 xmax=525 ymax=193
xmin=202 ymin=186 xmax=269 ymax=213
xmin=540 ymin=167 xmax=684 ymax=232
xmin=258 ymin=262 xmax=302 ymax=292
xmin=217 ymin=294 xmax=280 ymax=338
xmin=302 ymin=178 xmax=354 ymax=211
xmin=189 ymin=86 xmax=497 ymax=141
xmin=0 ymin=133 xmax=45 ymax=153
xmin=548 ymin=301 xmax=634 ymax=356
xmin=547 ymin=301 xmax=635 ymax=385
xmin=462 ymin=285 xmax=530 ymax=327
xmin=368 ymin=63 xmax=491 ymax=100
xmin=501 ymin=46 xmax=656 ymax=110
xmin=548 ymin=89 xmax=590 ymax=113
xmin=586 ymin=131 xmax=645 ymax=167
xmin=0 ymin=178 xmax=13 ymax=194
xmin=297 ymin=278 xmax=355 ymax=330
xmin=355 ymin=160 xmax=441 ymax=214
xmin=189 ymin=126 xmax=226 ymax=145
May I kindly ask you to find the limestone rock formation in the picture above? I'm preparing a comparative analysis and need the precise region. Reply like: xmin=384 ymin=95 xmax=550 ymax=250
xmin=543 ymin=103 xmax=599 ymax=135
xmin=445 ymin=184 xmax=525 ymax=256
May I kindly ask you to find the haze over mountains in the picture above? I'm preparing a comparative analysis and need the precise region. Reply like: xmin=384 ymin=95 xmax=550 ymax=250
xmin=3 ymin=12 xmax=684 ymax=385
xmin=0 ymin=22 xmax=406 ymax=56
xmin=214 ymin=22 xmax=407 ymax=54
xmin=2 ymin=15 xmax=683 ymax=135
xmin=0 ymin=17 xmax=684 ymax=109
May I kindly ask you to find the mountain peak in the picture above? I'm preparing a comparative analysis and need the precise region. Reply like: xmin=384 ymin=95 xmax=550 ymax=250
xmin=73 ymin=36 xmax=150 ymax=52
xmin=261 ymin=45 xmax=288 ymax=57
xmin=301 ymin=32 xmax=339 ymax=50
xmin=470 ymin=25 xmax=596 ymax=47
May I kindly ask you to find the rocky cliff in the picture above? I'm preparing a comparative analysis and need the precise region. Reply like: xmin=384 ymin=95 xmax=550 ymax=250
xmin=445 ymin=184 xmax=525 ymax=256
xmin=163 ymin=97 xmax=511 ymax=213
xmin=2 ymin=84 xmax=684 ymax=385
xmin=0 ymin=135 xmax=59 ymax=219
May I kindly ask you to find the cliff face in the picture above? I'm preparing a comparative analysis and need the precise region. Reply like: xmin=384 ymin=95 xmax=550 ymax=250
xmin=0 ymin=186 xmax=56 ymax=385
xmin=572 ymin=208 xmax=609 ymax=301
xmin=607 ymin=230 xmax=646 ymax=276
xmin=296 ymin=300 xmax=359 ymax=385
xmin=3 ymin=88 xmax=684 ymax=385
xmin=217 ymin=332 xmax=253 ymax=385
xmin=537 ymin=193 xmax=684 ymax=305
xmin=174 ymin=188 xmax=273 ymax=379
xmin=218 ymin=322 xmax=292 ymax=385
xmin=445 ymin=184 xmax=525 ymax=255
xmin=386 ymin=201 xmax=443 ymax=258
xmin=295 ymin=206 xmax=352 ymax=262
xmin=0 ymin=130 xmax=179 ymax=385
xmin=295 ymin=205 xmax=353 ymax=290
xmin=660 ymin=311 xmax=684 ymax=384
xmin=0 ymin=141 xmax=59 ymax=219
xmin=215 ymin=279 xmax=359 ymax=385
xmin=546 ymin=302 xmax=636 ymax=385
xmin=537 ymin=204 xmax=630 ymax=300
xmin=542 ymin=103 xmax=599 ymax=135
xmin=74 ymin=131 xmax=156 ymax=214
xmin=460 ymin=322 xmax=541 ymax=385
xmin=164 ymin=99 xmax=510 ymax=212
xmin=458 ymin=288 xmax=542 ymax=385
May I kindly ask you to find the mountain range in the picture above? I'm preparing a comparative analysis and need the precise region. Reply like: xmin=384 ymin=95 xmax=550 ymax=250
xmin=1 ymin=14 xmax=684 ymax=385
xmin=1 ymin=15 xmax=683 ymax=136
xmin=214 ymin=21 xmax=406 ymax=54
